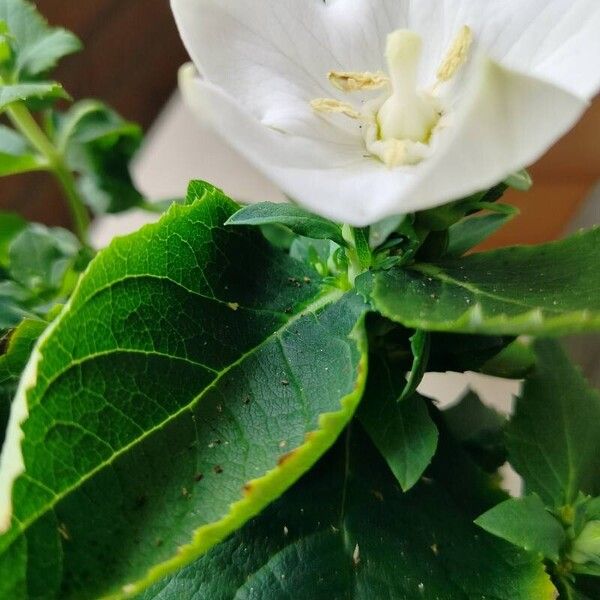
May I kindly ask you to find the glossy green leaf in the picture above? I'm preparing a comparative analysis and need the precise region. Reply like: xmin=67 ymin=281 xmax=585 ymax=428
xmin=142 ymin=429 xmax=555 ymax=600
xmin=0 ymin=125 xmax=45 ymax=176
xmin=476 ymin=495 xmax=566 ymax=561
xmin=0 ymin=0 xmax=81 ymax=78
xmin=446 ymin=204 xmax=518 ymax=257
xmin=0 ymin=82 xmax=68 ymax=110
xmin=368 ymin=227 xmax=600 ymax=336
xmin=359 ymin=354 xmax=437 ymax=491
xmin=506 ymin=340 xmax=600 ymax=507
xmin=227 ymin=202 xmax=346 ymax=247
xmin=54 ymin=100 xmax=144 ymax=214
xmin=0 ymin=182 xmax=368 ymax=599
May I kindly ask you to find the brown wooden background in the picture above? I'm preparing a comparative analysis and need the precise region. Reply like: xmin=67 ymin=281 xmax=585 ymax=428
xmin=0 ymin=1 xmax=598 ymax=245
xmin=0 ymin=0 xmax=188 ymax=225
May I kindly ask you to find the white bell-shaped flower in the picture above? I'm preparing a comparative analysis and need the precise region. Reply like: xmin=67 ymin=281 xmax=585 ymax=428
xmin=172 ymin=0 xmax=600 ymax=226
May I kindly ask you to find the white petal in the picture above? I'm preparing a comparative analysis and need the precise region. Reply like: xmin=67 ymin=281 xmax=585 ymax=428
xmin=181 ymin=56 xmax=586 ymax=226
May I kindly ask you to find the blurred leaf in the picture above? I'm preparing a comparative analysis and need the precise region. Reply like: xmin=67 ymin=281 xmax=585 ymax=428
xmin=476 ymin=495 xmax=566 ymax=561
xmin=55 ymin=100 xmax=144 ymax=214
xmin=8 ymin=224 xmax=80 ymax=296
xmin=0 ymin=82 xmax=68 ymax=111
xmin=0 ymin=125 xmax=45 ymax=176
xmin=505 ymin=169 xmax=533 ymax=192
xmin=0 ymin=211 xmax=26 ymax=268
xmin=0 ymin=0 xmax=81 ymax=78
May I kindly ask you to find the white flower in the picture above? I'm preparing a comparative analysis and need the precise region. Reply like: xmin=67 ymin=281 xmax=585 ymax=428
xmin=171 ymin=0 xmax=600 ymax=226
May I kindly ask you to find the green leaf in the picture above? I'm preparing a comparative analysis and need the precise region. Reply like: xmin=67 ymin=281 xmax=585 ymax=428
xmin=0 ymin=125 xmax=45 ymax=176
xmin=0 ymin=82 xmax=68 ymax=111
xmin=428 ymin=333 xmax=514 ymax=375
xmin=0 ymin=0 xmax=81 ymax=78
xmin=399 ymin=329 xmax=430 ymax=402
xmin=479 ymin=337 xmax=536 ymax=379
xmin=443 ymin=390 xmax=507 ymax=472
xmin=0 ymin=317 xmax=46 ymax=445
xmin=227 ymin=202 xmax=346 ymax=247
xmin=0 ymin=210 xmax=26 ymax=268
xmin=359 ymin=354 xmax=438 ymax=491
xmin=8 ymin=224 xmax=80 ymax=296
xmin=368 ymin=227 xmax=600 ymax=336
xmin=141 ymin=428 xmax=555 ymax=600
xmin=446 ymin=204 xmax=519 ymax=257
xmin=476 ymin=495 xmax=566 ymax=561
xmin=505 ymin=169 xmax=533 ymax=191
xmin=0 ymin=182 xmax=368 ymax=599
xmin=55 ymin=100 xmax=144 ymax=214
xmin=506 ymin=340 xmax=600 ymax=507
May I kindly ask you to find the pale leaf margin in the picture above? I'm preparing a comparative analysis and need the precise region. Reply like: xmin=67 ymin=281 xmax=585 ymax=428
xmin=0 ymin=192 xmax=369 ymax=599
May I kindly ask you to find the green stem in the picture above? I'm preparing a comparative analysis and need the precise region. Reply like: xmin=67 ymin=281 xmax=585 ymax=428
xmin=6 ymin=102 xmax=90 ymax=244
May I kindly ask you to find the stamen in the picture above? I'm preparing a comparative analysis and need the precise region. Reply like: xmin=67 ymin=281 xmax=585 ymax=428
xmin=311 ymin=98 xmax=361 ymax=119
xmin=437 ymin=25 xmax=473 ymax=82
xmin=328 ymin=70 xmax=389 ymax=92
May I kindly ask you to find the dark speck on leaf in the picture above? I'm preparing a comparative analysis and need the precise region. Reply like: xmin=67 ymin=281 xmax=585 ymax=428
xmin=194 ymin=473 xmax=204 ymax=482
xmin=214 ymin=465 xmax=224 ymax=474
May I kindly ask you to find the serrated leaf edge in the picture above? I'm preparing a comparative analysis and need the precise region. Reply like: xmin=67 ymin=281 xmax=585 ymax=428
xmin=111 ymin=316 xmax=368 ymax=600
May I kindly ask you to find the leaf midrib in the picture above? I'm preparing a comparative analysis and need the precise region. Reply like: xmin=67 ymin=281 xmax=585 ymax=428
xmin=410 ymin=264 xmax=568 ymax=315
xmin=7 ymin=287 xmax=343 ymax=546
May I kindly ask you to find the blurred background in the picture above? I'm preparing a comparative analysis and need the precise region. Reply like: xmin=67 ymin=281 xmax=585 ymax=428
xmin=1 ymin=2 xmax=599 ymax=383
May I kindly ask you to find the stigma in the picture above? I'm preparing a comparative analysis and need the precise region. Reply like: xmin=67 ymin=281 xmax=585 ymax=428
xmin=311 ymin=26 xmax=473 ymax=168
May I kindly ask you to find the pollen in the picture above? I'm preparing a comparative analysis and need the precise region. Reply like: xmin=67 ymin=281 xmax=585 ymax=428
xmin=436 ymin=26 xmax=473 ymax=82
xmin=311 ymin=98 xmax=361 ymax=119
xmin=328 ymin=70 xmax=389 ymax=92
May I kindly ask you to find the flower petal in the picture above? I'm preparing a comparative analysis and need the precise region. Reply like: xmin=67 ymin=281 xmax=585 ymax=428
xmin=181 ymin=56 xmax=586 ymax=226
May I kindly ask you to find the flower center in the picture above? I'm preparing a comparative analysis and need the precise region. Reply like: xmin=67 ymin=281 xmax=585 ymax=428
xmin=311 ymin=26 xmax=473 ymax=168
xmin=377 ymin=30 xmax=438 ymax=144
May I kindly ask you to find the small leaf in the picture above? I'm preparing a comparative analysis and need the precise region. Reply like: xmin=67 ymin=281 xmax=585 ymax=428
xmin=8 ymin=224 xmax=80 ymax=296
xmin=476 ymin=495 xmax=566 ymax=561
xmin=480 ymin=337 xmax=536 ymax=379
xmin=369 ymin=214 xmax=405 ymax=248
xmin=506 ymin=340 xmax=600 ymax=507
xmin=399 ymin=329 xmax=430 ymax=402
xmin=369 ymin=227 xmax=600 ymax=336
xmin=0 ymin=210 xmax=26 ymax=268
xmin=0 ymin=0 xmax=81 ymax=78
xmin=505 ymin=169 xmax=533 ymax=191
xmin=55 ymin=100 xmax=144 ymax=214
xmin=227 ymin=202 xmax=346 ymax=246
xmin=0 ymin=82 xmax=68 ymax=111
xmin=359 ymin=354 xmax=438 ymax=491
xmin=142 ymin=429 xmax=556 ymax=600
xmin=446 ymin=205 xmax=518 ymax=257
xmin=0 ymin=125 xmax=45 ymax=176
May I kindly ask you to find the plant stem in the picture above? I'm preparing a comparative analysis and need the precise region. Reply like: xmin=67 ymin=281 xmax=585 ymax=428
xmin=6 ymin=102 xmax=90 ymax=244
